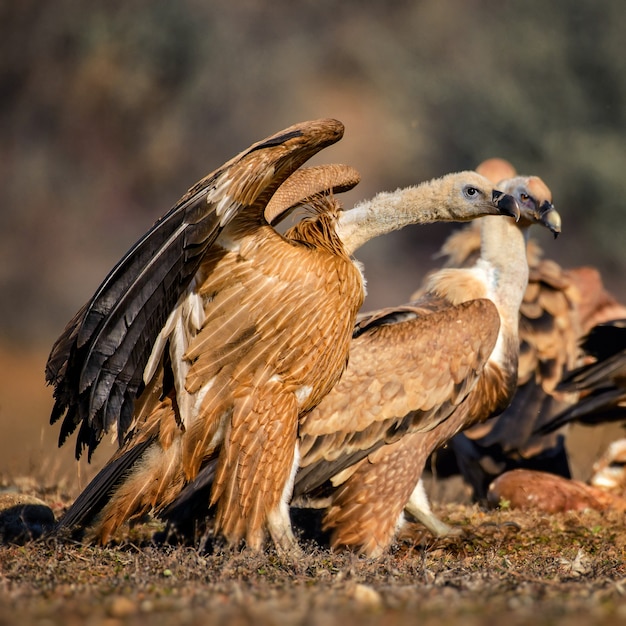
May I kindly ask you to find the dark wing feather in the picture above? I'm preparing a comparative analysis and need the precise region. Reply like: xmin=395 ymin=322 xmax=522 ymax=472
xmin=558 ymin=351 xmax=626 ymax=393
xmin=55 ymin=436 xmax=156 ymax=532
xmin=534 ymin=319 xmax=626 ymax=434
xmin=158 ymin=459 xmax=218 ymax=532
xmin=352 ymin=303 xmax=440 ymax=338
xmin=537 ymin=388 xmax=626 ymax=433
xmin=576 ymin=318 xmax=626 ymax=362
xmin=46 ymin=118 xmax=345 ymax=459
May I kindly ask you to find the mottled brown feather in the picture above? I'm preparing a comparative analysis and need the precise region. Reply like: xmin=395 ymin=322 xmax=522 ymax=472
xmin=99 ymin=195 xmax=364 ymax=550
xmin=95 ymin=399 xmax=184 ymax=542
xmin=565 ymin=267 xmax=626 ymax=333
xmin=323 ymin=358 xmax=517 ymax=555
xmin=213 ymin=380 xmax=298 ymax=547
xmin=298 ymin=299 xmax=500 ymax=466
xmin=47 ymin=119 xmax=346 ymax=459
xmin=487 ymin=468 xmax=626 ymax=513
xmin=58 ymin=160 xmax=522 ymax=550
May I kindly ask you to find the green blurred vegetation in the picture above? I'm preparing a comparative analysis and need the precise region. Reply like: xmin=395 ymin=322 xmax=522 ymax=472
xmin=2 ymin=0 xmax=626 ymax=346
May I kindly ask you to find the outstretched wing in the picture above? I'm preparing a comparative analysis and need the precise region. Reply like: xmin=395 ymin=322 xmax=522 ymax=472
xmin=46 ymin=118 xmax=345 ymax=459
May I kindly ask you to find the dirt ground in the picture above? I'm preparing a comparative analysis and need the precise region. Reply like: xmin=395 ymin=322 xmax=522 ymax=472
xmin=1 ymin=474 xmax=626 ymax=626
xmin=1 ymin=347 xmax=626 ymax=626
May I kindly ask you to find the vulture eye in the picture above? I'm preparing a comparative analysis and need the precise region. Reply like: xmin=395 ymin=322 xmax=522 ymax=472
xmin=520 ymin=193 xmax=530 ymax=202
xmin=464 ymin=186 xmax=479 ymax=198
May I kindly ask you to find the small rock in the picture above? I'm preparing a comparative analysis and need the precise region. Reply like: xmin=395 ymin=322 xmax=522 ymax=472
xmin=107 ymin=595 xmax=138 ymax=618
xmin=351 ymin=583 xmax=383 ymax=610
xmin=0 ymin=493 xmax=55 ymax=544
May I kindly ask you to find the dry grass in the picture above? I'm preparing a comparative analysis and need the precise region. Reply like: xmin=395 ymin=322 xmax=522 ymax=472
xmin=2 ymin=347 xmax=625 ymax=624
xmin=1 ymin=478 xmax=626 ymax=626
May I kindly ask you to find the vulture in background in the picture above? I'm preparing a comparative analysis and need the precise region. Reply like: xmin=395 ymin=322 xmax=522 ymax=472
xmin=436 ymin=160 xmax=626 ymax=504
xmin=48 ymin=118 xmax=520 ymax=552
xmin=486 ymin=434 xmax=626 ymax=514
xmin=485 ymin=467 xmax=626 ymax=514
xmin=279 ymin=173 xmax=560 ymax=557
xmin=487 ymin=363 xmax=626 ymax=515
xmin=534 ymin=318 xmax=626 ymax=434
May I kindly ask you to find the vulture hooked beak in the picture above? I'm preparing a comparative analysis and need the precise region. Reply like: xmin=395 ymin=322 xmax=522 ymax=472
xmin=538 ymin=200 xmax=561 ymax=239
xmin=492 ymin=190 xmax=521 ymax=222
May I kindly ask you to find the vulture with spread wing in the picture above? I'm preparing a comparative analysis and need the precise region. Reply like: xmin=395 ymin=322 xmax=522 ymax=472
xmin=49 ymin=119 xmax=519 ymax=551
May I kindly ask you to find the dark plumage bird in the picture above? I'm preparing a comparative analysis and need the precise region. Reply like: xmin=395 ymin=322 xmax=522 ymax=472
xmin=535 ymin=319 xmax=626 ymax=434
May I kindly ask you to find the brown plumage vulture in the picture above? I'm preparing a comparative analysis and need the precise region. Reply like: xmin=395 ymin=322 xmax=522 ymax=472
xmin=437 ymin=160 xmax=626 ymax=503
xmin=486 ymin=468 xmax=626 ymax=513
xmin=48 ymin=119 xmax=520 ymax=552
xmin=285 ymin=175 xmax=560 ymax=557
xmin=487 ymin=435 xmax=626 ymax=514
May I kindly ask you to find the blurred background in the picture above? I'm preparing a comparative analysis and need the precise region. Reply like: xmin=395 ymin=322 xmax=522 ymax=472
xmin=1 ymin=0 xmax=625 ymax=486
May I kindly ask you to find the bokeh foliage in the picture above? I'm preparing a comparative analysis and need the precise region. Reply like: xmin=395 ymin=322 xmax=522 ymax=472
xmin=2 ymin=0 xmax=626 ymax=344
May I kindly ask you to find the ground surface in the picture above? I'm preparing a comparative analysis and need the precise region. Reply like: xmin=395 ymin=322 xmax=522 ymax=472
xmin=1 ymin=476 xmax=625 ymax=626
xmin=1 ymin=349 xmax=626 ymax=625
